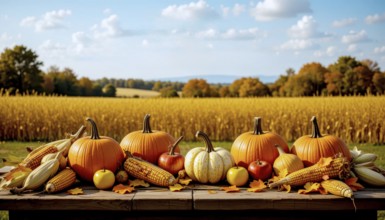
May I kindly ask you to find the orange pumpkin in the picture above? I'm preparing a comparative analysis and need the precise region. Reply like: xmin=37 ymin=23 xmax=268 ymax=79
xmin=120 ymin=114 xmax=179 ymax=164
xmin=68 ymin=118 xmax=125 ymax=182
xmin=231 ymin=117 xmax=289 ymax=168
xmin=291 ymin=116 xmax=351 ymax=167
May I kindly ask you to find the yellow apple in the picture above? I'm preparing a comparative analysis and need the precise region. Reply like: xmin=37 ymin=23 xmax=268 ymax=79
xmin=226 ymin=166 xmax=249 ymax=186
xmin=93 ymin=169 xmax=115 ymax=190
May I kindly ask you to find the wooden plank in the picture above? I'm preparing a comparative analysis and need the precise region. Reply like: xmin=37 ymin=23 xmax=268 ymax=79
xmin=0 ymin=188 xmax=134 ymax=211
xmin=193 ymin=188 xmax=385 ymax=211
xmin=132 ymin=189 xmax=192 ymax=211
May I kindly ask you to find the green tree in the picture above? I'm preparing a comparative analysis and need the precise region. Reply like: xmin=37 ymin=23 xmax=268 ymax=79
xmin=0 ymin=45 xmax=43 ymax=94
xmin=46 ymin=66 xmax=79 ymax=96
xmin=159 ymin=86 xmax=179 ymax=98
xmin=182 ymin=79 xmax=211 ymax=97
xmin=326 ymin=56 xmax=361 ymax=95
xmin=102 ymin=83 xmax=116 ymax=97
xmin=92 ymin=83 xmax=103 ymax=96
xmin=42 ymin=74 xmax=54 ymax=94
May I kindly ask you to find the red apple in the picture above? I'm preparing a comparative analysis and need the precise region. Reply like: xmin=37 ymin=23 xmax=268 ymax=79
xmin=158 ymin=136 xmax=184 ymax=175
xmin=247 ymin=160 xmax=273 ymax=181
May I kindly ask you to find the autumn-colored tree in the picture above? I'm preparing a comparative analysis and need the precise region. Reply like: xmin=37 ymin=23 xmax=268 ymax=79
xmin=182 ymin=78 xmax=211 ymax=97
xmin=159 ymin=86 xmax=179 ymax=98
xmin=78 ymin=77 xmax=94 ymax=96
xmin=102 ymin=83 xmax=116 ymax=97
xmin=238 ymin=77 xmax=270 ymax=97
xmin=42 ymin=74 xmax=54 ymax=94
xmin=0 ymin=45 xmax=43 ymax=94
xmin=372 ymin=72 xmax=385 ymax=94
xmin=219 ymin=86 xmax=231 ymax=97
xmin=296 ymin=62 xmax=327 ymax=96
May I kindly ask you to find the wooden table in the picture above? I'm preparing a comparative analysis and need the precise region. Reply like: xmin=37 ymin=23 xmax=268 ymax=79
xmin=1 ymin=184 xmax=385 ymax=220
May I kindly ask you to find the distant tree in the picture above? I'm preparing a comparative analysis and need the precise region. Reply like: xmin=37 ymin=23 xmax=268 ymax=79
xmin=102 ymin=83 xmax=116 ymax=97
xmin=270 ymin=68 xmax=294 ymax=97
xmin=0 ymin=45 xmax=43 ymax=94
xmin=159 ymin=86 xmax=179 ymax=98
xmin=182 ymin=79 xmax=211 ymax=97
xmin=42 ymin=74 xmax=54 ymax=94
xmin=92 ymin=83 xmax=103 ymax=96
xmin=78 ymin=77 xmax=94 ymax=96
xmin=372 ymin=72 xmax=385 ymax=95
xmin=46 ymin=67 xmax=79 ymax=96
xmin=296 ymin=62 xmax=327 ymax=96
xmin=219 ymin=86 xmax=231 ymax=97
xmin=238 ymin=77 xmax=270 ymax=97
xmin=229 ymin=78 xmax=244 ymax=97
xmin=152 ymin=81 xmax=162 ymax=91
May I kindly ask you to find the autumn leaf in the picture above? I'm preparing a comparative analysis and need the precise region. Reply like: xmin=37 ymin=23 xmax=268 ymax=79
xmin=129 ymin=179 xmax=150 ymax=188
xmin=345 ymin=177 xmax=364 ymax=191
xmin=247 ymin=180 xmax=267 ymax=192
xmin=281 ymin=184 xmax=291 ymax=193
xmin=113 ymin=184 xmax=135 ymax=194
xmin=179 ymin=178 xmax=192 ymax=186
xmin=3 ymin=165 xmax=31 ymax=181
xmin=169 ymin=184 xmax=184 ymax=192
xmin=298 ymin=182 xmax=322 ymax=194
xmin=220 ymin=185 xmax=240 ymax=193
xmin=317 ymin=157 xmax=333 ymax=167
xmin=177 ymin=170 xmax=187 ymax=179
xmin=67 ymin=187 xmax=83 ymax=195
xmin=207 ymin=190 xmax=217 ymax=194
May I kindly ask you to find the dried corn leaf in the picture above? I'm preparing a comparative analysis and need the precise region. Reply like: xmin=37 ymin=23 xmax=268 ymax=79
xmin=169 ymin=184 xmax=184 ymax=192
xmin=178 ymin=178 xmax=192 ymax=186
xmin=317 ymin=157 xmax=333 ymax=167
xmin=220 ymin=185 xmax=240 ymax=193
xmin=3 ymin=165 xmax=31 ymax=181
xmin=129 ymin=179 xmax=150 ymax=188
xmin=113 ymin=184 xmax=135 ymax=194
xmin=345 ymin=177 xmax=364 ymax=191
xmin=247 ymin=179 xmax=267 ymax=192
xmin=298 ymin=182 xmax=322 ymax=194
xmin=67 ymin=187 xmax=83 ymax=195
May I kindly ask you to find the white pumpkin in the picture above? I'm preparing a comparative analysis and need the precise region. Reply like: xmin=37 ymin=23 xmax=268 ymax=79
xmin=184 ymin=131 xmax=235 ymax=184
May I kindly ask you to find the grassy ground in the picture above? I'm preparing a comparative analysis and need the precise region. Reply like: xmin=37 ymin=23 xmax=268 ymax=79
xmin=0 ymin=141 xmax=384 ymax=220
xmin=115 ymin=88 xmax=160 ymax=98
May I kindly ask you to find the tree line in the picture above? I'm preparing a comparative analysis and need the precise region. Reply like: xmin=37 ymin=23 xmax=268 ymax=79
xmin=1 ymin=45 xmax=384 ymax=98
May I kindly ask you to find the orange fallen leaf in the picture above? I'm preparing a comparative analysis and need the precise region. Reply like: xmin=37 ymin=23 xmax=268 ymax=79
xmin=317 ymin=157 xmax=333 ymax=167
xmin=179 ymin=178 xmax=192 ymax=186
xmin=220 ymin=185 xmax=240 ymax=193
xmin=247 ymin=179 xmax=267 ymax=192
xmin=208 ymin=190 xmax=217 ymax=194
xmin=67 ymin=187 xmax=83 ymax=195
xmin=280 ymin=184 xmax=291 ymax=193
xmin=113 ymin=184 xmax=135 ymax=194
xmin=345 ymin=177 xmax=364 ymax=191
xmin=129 ymin=179 xmax=150 ymax=188
xmin=169 ymin=184 xmax=184 ymax=192
xmin=298 ymin=182 xmax=322 ymax=194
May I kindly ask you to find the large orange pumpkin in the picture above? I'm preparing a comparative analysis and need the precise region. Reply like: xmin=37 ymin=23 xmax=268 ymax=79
xmin=291 ymin=116 xmax=351 ymax=167
xmin=231 ymin=117 xmax=289 ymax=168
xmin=120 ymin=114 xmax=179 ymax=164
xmin=68 ymin=118 xmax=125 ymax=182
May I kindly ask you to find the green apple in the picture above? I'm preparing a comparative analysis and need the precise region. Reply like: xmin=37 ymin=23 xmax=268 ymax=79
xmin=226 ymin=166 xmax=249 ymax=186
xmin=93 ymin=169 xmax=115 ymax=190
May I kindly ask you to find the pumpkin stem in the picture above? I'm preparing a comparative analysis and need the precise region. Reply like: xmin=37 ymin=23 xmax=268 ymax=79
xmin=275 ymin=144 xmax=285 ymax=155
xmin=169 ymin=136 xmax=183 ymax=155
xmin=195 ymin=131 xmax=215 ymax=153
xmin=253 ymin=117 xmax=264 ymax=135
xmin=86 ymin=118 xmax=100 ymax=139
xmin=311 ymin=116 xmax=322 ymax=138
xmin=142 ymin=114 xmax=152 ymax=133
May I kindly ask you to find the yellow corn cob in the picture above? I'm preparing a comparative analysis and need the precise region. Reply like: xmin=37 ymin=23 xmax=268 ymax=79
xmin=321 ymin=179 xmax=353 ymax=198
xmin=124 ymin=152 xmax=177 ymax=187
xmin=20 ymin=145 xmax=58 ymax=170
xmin=269 ymin=156 xmax=350 ymax=188
xmin=0 ymin=166 xmax=32 ymax=189
xmin=41 ymin=153 xmax=67 ymax=170
xmin=45 ymin=168 xmax=77 ymax=193
xmin=11 ymin=153 xmax=61 ymax=194
xmin=24 ymin=139 xmax=65 ymax=159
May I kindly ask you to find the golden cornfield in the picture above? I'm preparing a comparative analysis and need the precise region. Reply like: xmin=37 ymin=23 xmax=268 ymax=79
xmin=0 ymin=94 xmax=384 ymax=144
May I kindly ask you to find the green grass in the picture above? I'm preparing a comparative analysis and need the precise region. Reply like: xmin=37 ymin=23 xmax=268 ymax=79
xmin=0 ymin=141 xmax=384 ymax=220
xmin=116 ymin=88 xmax=160 ymax=98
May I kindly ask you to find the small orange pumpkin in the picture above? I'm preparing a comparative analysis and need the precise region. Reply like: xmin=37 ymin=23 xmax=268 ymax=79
xmin=68 ymin=118 xmax=125 ymax=182
xmin=120 ymin=114 xmax=179 ymax=164
xmin=290 ymin=116 xmax=351 ymax=167
xmin=231 ymin=117 xmax=289 ymax=168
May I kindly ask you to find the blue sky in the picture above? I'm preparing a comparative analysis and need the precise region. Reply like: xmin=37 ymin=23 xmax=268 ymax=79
xmin=1 ymin=0 xmax=385 ymax=80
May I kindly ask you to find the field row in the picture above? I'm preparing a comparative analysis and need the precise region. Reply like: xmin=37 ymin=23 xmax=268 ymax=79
xmin=0 ymin=96 xmax=384 ymax=144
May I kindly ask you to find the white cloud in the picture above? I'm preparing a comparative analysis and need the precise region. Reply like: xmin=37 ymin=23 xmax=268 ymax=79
xmin=341 ymin=30 xmax=368 ymax=44
xmin=0 ymin=33 xmax=12 ymax=41
xmin=347 ymin=44 xmax=357 ymax=52
xmin=142 ymin=39 xmax=149 ymax=47
xmin=195 ymin=28 xmax=265 ymax=40
xmin=250 ymin=0 xmax=311 ymax=21
xmin=72 ymin=31 xmax=91 ymax=52
xmin=195 ymin=28 xmax=218 ymax=39
xmin=288 ymin=15 xmax=318 ymax=38
xmin=365 ymin=13 xmax=385 ymax=24
xmin=326 ymin=46 xmax=335 ymax=56
xmin=232 ymin=4 xmax=245 ymax=16
xmin=313 ymin=46 xmax=336 ymax=57
xmin=207 ymin=43 xmax=214 ymax=49
xmin=220 ymin=5 xmax=230 ymax=17
xmin=161 ymin=0 xmax=218 ymax=21
xmin=103 ymin=8 xmax=112 ymax=15
xmin=20 ymin=9 xmax=71 ymax=31
xmin=280 ymin=39 xmax=314 ymax=50
xmin=374 ymin=46 xmax=385 ymax=53
xmin=332 ymin=18 xmax=357 ymax=28
xmin=92 ymin=14 xmax=129 ymax=39
xmin=39 ymin=40 xmax=66 ymax=51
